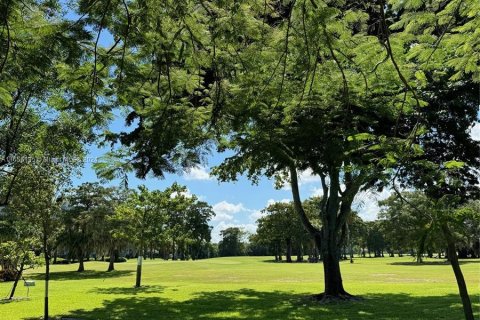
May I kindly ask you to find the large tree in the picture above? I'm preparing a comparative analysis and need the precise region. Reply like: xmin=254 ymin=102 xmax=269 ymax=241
xmin=210 ymin=0 xmax=417 ymax=300
xmin=379 ymin=192 xmax=445 ymax=261
xmin=256 ymin=201 xmax=310 ymax=262
xmin=385 ymin=1 xmax=479 ymax=317
xmin=114 ymin=185 xmax=166 ymax=287
xmin=9 ymin=162 xmax=73 ymax=319
xmin=61 ymin=183 xmax=118 ymax=272
xmin=77 ymin=0 xmax=478 ymax=304
xmin=0 ymin=0 xmax=109 ymax=207
xmin=218 ymin=227 xmax=247 ymax=257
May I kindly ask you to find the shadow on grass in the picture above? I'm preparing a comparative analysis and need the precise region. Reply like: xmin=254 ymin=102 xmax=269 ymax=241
xmin=27 ymin=270 xmax=134 ymax=281
xmin=54 ymin=289 xmax=477 ymax=320
xmin=261 ymin=259 xmax=310 ymax=263
xmin=0 ymin=297 xmax=30 ymax=304
xmin=389 ymin=260 xmax=478 ymax=266
xmin=91 ymin=285 xmax=165 ymax=295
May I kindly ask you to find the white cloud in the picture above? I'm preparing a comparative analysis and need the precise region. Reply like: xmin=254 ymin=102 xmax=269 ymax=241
xmin=213 ymin=201 xmax=246 ymax=215
xmin=249 ymin=210 xmax=265 ymax=221
xmin=310 ymin=183 xmax=346 ymax=198
xmin=208 ymin=201 xmax=265 ymax=241
xmin=211 ymin=212 xmax=234 ymax=222
xmin=310 ymin=187 xmax=323 ymax=197
xmin=170 ymin=189 xmax=194 ymax=198
xmin=470 ymin=122 xmax=480 ymax=141
xmin=353 ymin=189 xmax=392 ymax=221
xmin=211 ymin=201 xmax=249 ymax=223
xmin=266 ymin=198 xmax=290 ymax=206
xmin=278 ymin=169 xmax=322 ymax=191
xmin=211 ymin=221 xmax=257 ymax=243
xmin=184 ymin=166 xmax=212 ymax=181
xmin=298 ymin=169 xmax=321 ymax=184
xmin=249 ymin=198 xmax=290 ymax=222
xmin=169 ymin=188 xmax=206 ymax=201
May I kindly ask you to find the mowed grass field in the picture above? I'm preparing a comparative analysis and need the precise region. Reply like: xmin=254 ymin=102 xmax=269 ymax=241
xmin=0 ymin=256 xmax=479 ymax=320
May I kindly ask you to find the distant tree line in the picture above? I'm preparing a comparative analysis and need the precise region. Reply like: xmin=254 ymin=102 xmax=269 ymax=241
xmin=0 ymin=182 xmax=215 ymax=285
xmin=218 ymin=193 xmax=479 ymax=263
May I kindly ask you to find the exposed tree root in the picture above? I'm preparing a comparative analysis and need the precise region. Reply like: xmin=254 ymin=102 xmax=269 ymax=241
xmin=310 ymin=292 xmax=362 ymax=304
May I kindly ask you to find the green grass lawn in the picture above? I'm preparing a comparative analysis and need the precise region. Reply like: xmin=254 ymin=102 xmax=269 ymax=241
xmin=0 ymin=256 xmax=479 ymax=320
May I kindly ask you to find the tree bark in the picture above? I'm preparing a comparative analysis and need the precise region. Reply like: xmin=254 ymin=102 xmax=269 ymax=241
xmin=107 ymin=248 xmax=115 ymax=272
xmin=45 ymin=255 xmax=49 ymax=320
xmin=286 ymin=238 xmax=292 ymax=263
xmin=9 ymin=259 xmax=24 ymax=299
xmin=43 ymin=239 xmax=50 ymax=320
xmin=296 ymin=243 xmax=303 ymax=262
xmin=346 ymin=223 xmax=353 ymax=263
xmin=289 ymin=165 xmax=355 ymax=300
xmin=441 ymin=223 xmax=474 ymax=320
xmin=135 ymin=255 xmax=142 ymax=287
xmin=77 ymin=250 xmax=85 ymax=272
xmin=172 ymin=240 xmax=177 ymax=260
xmin=319 ymin=225 xmax=349 ymax=298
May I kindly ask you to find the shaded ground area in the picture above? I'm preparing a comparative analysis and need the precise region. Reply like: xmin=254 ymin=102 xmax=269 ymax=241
xmin=3 ymin=257 xmax=478 ymax=320
xmin=27 ymin=270 xmax=134 ymax=281
xmin=91 ymin=285 xmax=166 ymax=295
xmin=58 ymin=289 xmax=472 ymax=320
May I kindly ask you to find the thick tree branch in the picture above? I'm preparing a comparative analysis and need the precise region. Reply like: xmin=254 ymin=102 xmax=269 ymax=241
xmin=0 ymin=1 xmax=10 ymax=76
xmin=289 ymin=164 xmax=321 ymax=237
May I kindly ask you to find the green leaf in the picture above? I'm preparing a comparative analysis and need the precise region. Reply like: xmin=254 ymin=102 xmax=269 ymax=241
xmin=444 ymin=160 xmax=465 ymax=169
xmin=347 ymin=133 xmax=375 ymax=142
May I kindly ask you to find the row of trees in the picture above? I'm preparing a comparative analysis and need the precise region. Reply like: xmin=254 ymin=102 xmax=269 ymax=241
xmin=61 ymin=182 xmax=214 ymax=271
xmin=232 ymin=194 xmax=479 ymax=264
xmin=377 ymin=193 xmax=480 ymax=261
xmin=251 ymin=199 xmax=318 ymax=262
xmin=0 ymin=181 xmax=214 ymax=297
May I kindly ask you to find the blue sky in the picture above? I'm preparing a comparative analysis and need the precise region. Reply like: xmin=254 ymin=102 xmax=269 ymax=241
xmin=73 ymin=113 xmax=330 ymax=242
xmin=73 ymin=114 xmax=480 ymax=243
xmin=65 ymin=5 xmax=480 ymax=243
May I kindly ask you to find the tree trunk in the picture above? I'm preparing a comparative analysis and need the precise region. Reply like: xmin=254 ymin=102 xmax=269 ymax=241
xmin=346 ymin=223 xmax=353 ymax=263
xmin=289 ymin=165 xmax=357 ymax=301
xmin=107 ymin=248 xmax=115 ymax=272
xmin=45 ymin=255 xmax=50 ymax=320
xmin=296 ymin=243 xmax=303 ymax=262
xmin=135 ymin=238 xmax=144 ymax=287
xmin=319 ymin=233 xmax=350 ymax=299
xmin=44 ymin=243 xmax=50 ymax=320
xmin=286 ymin=238 xmax=292 ymax=263
xmin=172 ymin=240 xmax=177 ymax=260
xmin=441 ymin=223 xmax=474 ymax=320
xmin=77 ymin=250 xmax=85 ymax=272
xmin=9 ymin=259 xmax=25 ymax=299
xmin=135 ymin=255 xmax=142 ymax=287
